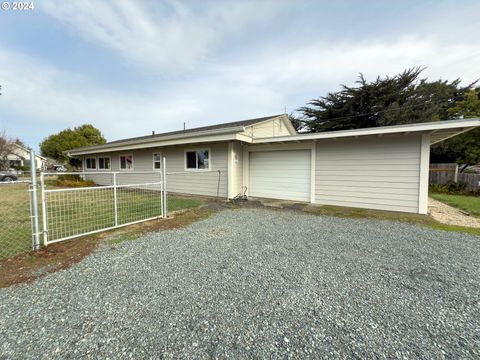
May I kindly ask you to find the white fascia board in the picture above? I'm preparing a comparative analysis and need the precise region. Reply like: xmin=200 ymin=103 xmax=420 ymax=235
xmin=68 ymin=126 xmax=245 ymax=156
xmin=235 ymin=133 xmax=254 ymax=143
xmin=68 ymin=133 xmax=240 ymax=156
xmin=251 ymin=118 xmax=480 ymax=144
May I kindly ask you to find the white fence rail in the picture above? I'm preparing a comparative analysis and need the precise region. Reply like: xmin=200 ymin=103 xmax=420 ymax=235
xmin=40 ymin=162 xmax=167 ymax=245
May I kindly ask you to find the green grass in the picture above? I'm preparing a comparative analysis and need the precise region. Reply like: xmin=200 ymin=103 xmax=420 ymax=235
xmin=0 ymin=184 xmax=33 ymax=258
xmin=0 ymin=184 xmax=202 ymax=260
xmin=304 ymin=204 xmax=480 ymax=237
xmin=430 ymin=193 xmax=480 ymax=218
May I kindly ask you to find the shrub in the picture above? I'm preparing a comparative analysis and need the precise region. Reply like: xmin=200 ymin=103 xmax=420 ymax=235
xmin=54 ymin=174 xmax=96 ymax=188
xmin=429 ymin=181 xmax=467 ymax=194
xmin=13 ymin=165 xmax=31 ymax=172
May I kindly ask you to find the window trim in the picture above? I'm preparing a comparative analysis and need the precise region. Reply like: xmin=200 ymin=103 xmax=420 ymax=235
xmin=97 ymin=156 xmax=111 ymax=170
xmin=152 ymin=152 xmax=162 ymax=171
xmin=119 ymin=154 xmax=134 ymax=171
xmin=184 ymin=147 xmax=212 ymax=171
xmin=85 ymin=157 xmax=97 ymax=170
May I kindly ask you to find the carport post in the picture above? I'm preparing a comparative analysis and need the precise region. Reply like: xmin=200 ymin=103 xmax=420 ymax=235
xmin=29 ymin=150 xmax=41 ymax=251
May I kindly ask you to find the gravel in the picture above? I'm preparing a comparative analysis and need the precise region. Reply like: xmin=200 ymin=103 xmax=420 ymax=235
xmin=1 ymin=208 xmax=480 ymax=359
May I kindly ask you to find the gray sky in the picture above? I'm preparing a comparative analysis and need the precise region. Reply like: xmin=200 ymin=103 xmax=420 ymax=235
xmin=0 ymin=0 xmax=479 ymax=149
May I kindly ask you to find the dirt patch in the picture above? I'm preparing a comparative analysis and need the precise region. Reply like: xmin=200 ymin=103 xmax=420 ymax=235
xmin=428 ymin=197 xmax=480 ymax=228
xmin=0 ymin=207 xmax=213 ymax=288
xmin=0 ymin=237 xmax=97 ymax=288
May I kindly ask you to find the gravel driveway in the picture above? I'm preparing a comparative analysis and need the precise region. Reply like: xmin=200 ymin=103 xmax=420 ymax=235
xmin=1 ymin=208 xmax=479 ymax=359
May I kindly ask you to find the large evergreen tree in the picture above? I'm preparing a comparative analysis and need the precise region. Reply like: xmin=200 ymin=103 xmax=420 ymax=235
xmin=431 ymin=89 xmax=480 ymax=168
xmin=295 ymin=68 xmax=471 ymax=132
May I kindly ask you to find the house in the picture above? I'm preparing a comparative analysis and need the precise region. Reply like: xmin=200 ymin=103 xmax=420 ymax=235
xmin=7 ymin=143 xmax=47 ymax=170
xmin=67 ymin=114 xmax=480 ymax=214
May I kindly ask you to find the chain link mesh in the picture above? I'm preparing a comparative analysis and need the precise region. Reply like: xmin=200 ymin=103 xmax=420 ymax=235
xmin=0 ymin=182 xmax=34 ymax=259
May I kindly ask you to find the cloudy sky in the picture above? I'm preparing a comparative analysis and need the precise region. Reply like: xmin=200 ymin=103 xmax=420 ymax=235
xmin=0 ymin=0 xmax=479 ymax=150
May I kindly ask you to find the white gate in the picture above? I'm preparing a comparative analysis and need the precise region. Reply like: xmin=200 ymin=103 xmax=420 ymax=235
xmin=40 ymin=163 xmax=167 ymax=245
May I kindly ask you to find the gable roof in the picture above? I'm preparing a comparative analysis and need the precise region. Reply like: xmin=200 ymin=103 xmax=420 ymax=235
xmin=68 ymin=114 xmax=287 ymax=155
xmin=11 ymin=143 xmax=47 ymax=160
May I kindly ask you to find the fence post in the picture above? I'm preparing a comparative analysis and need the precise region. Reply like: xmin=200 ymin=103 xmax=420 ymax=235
xmin=160 ymin=170 xmax=164 ymax=218
xmin=29 ymin=150 xmax=41 ymax=250
xmin=163 ymin=157 xmax=167 ymax=217
xmin=40 ymin=171 xmax=48 ymax=246
xmin=454 ymin=163 xmax=459 ymax=183
xmin=113 ymin=172 xmax=118 ymax=227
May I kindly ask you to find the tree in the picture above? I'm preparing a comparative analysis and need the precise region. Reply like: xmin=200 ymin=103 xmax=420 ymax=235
xmin=430 ymin=89 xmax=480 ymax=168
xmin=40 ymin=124 xmax=106 ymax=167
xmin=0 ymin=129 xmax=15 ymax=170
xmin=296 ymin=67 xmax=471 ymax=132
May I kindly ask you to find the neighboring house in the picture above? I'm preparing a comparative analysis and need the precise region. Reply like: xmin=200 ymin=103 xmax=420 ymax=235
xmin=67 ymin=114 xmax=480 ymax=214
xmin=7 ymin=143 xmax=47 ymax=170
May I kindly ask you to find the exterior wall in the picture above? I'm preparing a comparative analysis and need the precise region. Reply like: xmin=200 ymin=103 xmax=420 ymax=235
xmin=163 ymin=143 xmax=228 ymax=197
xmin=315 ymin=134 xmax=422 ymax=213
xmin=83 ymin=143 xmax=228 ymax=198
xmin=7 ymin=145 xmax=46 ymax=169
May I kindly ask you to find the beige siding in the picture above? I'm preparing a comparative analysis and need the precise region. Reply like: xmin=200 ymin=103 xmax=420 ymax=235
xmin=163 ymin=144 xmax=228 ymax=197
xmin=242 ymin=117 xmax=294 ymax=138
xmin=83 ymin=144 xmax=228 ymax=197
xmin=315 ymin=135 xmax=421 ymax=213
xmin=231 ymin=142 xmax=244 ymax=196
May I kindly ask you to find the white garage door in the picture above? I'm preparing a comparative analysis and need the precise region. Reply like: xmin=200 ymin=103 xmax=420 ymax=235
xmin=249 ymin=150 xmax=311 ymax=202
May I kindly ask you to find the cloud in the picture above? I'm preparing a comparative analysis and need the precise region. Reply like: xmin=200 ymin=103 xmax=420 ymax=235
xmin=1 ymin=13 xmax=479 ymax=150
xmin=40 ymin=0 xmax=279 ymax=74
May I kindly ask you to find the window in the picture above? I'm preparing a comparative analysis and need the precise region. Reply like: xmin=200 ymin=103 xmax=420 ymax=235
xmin=153 ymin=153 xmax=161 ymax=170
xmin=98 ymin=157 xmax=110 ymax=170
xmin=185 ymin=149 xmax=210 ymax=170
xmin=85 ymin=157 xmax=96 ymax=170
xmin=119 ymin=154 xmax=133 ymax=170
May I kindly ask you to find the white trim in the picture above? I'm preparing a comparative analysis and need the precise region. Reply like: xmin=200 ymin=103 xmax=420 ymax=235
xmin=418 ymin=134 xmax=430 ymax=214
xmin=119 ymin=154 xmax=134 ymax=171
xmin=183 ymin=147 xmax=212 ymax=172
xmin=152 ymin=151 xmax=162 ymax=171
xmin=247 ymin=142 xmax=315 ymax=152
xmin=242 ymin=146 xmax=249 ymax=197
xmin=84 ymin=156 xmax=97 ymax=170
xmin=251 ymin=118 xmax=480 ymax=144
xmin=227 ymin=143 xmax=234 ymax=199
xmin=69 ymin=126 xmax=246 ymax=155
xmin=97 ymin=156 xmax=111 ymax=170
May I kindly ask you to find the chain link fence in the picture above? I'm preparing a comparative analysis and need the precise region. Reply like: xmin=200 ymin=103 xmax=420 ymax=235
xmin=0 ymin=152 xmax=170 ymax=260
xmin=0 ymin=181 xmax=35 ymax=259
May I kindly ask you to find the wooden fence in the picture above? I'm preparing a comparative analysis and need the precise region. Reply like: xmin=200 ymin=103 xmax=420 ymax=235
xmin=429 ymin=163 xmax=480 ymax=192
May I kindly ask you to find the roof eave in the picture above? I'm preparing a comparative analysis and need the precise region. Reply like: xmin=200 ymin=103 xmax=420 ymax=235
xmin=68 ymin=131 xmax=245 ymax=156
xmin=68 ymin=125 xmax=246 ymax=155
xmin=251 ymin=119 xmax=480 ymax=144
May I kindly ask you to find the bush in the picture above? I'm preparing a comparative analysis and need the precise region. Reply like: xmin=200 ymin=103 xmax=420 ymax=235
xmin=13 ymin=165 xmax=31 ymax=172
xmin=429 ymin=181 xmax=467 ymax=195
xmin=53 ymin=174 xmax=96 ymax=188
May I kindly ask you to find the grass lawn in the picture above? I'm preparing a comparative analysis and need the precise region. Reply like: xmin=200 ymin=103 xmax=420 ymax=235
xmin=430 ymin=193 xmax=480 ymax=217
xmin=304 ymin=203 xmax=480 ymax=237
xmin=0 ymin=184 xmax=203 ymax=260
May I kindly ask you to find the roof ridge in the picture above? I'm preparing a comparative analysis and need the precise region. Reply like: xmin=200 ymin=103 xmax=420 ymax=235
xmin=102 ymin=114 xmax=283 ymax=146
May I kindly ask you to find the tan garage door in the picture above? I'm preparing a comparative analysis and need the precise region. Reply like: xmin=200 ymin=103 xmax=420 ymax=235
xmin=249 ymin=150 xmax=311 ymax=202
